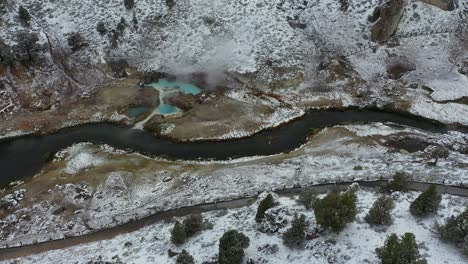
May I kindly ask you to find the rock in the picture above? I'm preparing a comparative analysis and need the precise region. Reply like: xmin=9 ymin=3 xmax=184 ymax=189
xmin=257 ymin=208 xmax=288 ymax=233
xmin=162 ymin=176 xmax=173 ymax=182
xmin=387 ymin=61 xmax=416 ymax=80
xmin=133 ymin=88 xmax=159 ymax=107
xmin=168 ymin=93 xmax=198 ymax=111
xmin=371 ymin=0 xmax=405 ymax=42
xmin=420 ymin=0 xmax=455 ymax=11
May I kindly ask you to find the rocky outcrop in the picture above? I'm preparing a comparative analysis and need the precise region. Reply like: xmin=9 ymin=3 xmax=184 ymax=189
xmin=168 ymin=93 xmax=198 ymax=111
xmin=371 ymin=0 xmax=405 ymax=42
xmin=420 ymin=0 xmax=455 ymax=11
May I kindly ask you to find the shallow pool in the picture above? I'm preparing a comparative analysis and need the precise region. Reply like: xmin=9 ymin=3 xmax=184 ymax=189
xmin=148 ymin=79 xmax=201 ymax=95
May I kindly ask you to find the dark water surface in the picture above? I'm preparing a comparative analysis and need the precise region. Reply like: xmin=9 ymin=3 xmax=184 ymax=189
xmin=0 ymin=110 xmax=460 ymax=186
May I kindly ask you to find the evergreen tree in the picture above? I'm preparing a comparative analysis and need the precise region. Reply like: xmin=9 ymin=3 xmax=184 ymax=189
xmin=117 ymin=17 xmax=127 ymax=33
xmin=385 ymin=172 xmax=410 ymax=192
xmin=428 ymin=146 xmax=449 ymax=165
xmin=171 ymin=221 xmax=186 ymax=245
xmin=410 ymin=184 xmax=441 ymax=217
xmin=15 ymin=31 xmax=40 ymax=62
xmin=176 ymin=249 xmax=195 ymax=264
xmin=18 ymin=6 xmax=31 ymax=25
xmin=255 ymin=194 xmax=275 ymax=222
xmin=297 ymin=189 xmax=316 ymax=210
xmin=67 ymin=32 xmax=87 ymax=52
xmin=218 ymin=230 xmax=250 ymax=264
xmin=166 ymin=0 xmax=176 ymax=9
xmin=314 ymin=191 xmax=357 ymax=232
xmin=96 ymin=21 xmax=107 ymax=36
xmin=365 ymin=195 xmax=395 ymax=226
xmin=182 ymin=214 xmax=203 ymax=237
xmin=376 ymin=233 xmax=427 ymax=264
xmin=282 ymin=213 xmax=307 ymax=249
xmin=124 ymin=0 xmax=135 ymax=9
xmin=436 ymin=208 xmax=468 ymax=256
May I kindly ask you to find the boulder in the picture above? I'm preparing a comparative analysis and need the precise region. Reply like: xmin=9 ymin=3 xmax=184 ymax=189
xmin=371 ymin=0 xmax=405 ymax=42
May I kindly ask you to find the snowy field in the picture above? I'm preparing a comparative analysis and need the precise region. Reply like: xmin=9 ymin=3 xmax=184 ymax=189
xmin=6 ymin=189 xmax=468 ymax=264
xmin=2 ymin=123 xmax=468 ymax=249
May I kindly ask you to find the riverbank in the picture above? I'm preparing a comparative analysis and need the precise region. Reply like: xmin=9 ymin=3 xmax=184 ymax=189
xmin=1 ymin=122 xmax=468 ymax=252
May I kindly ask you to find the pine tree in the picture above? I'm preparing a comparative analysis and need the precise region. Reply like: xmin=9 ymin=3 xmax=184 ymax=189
xmin=218 ymin=230 xmax=250 ymax=264
xmin=376 ymin=233 xmax=427 ymax=264
xmin=437 ymin=207 xmax=468 ymax=256
xmin=255 ymin=194 xmax=275 ymax=222
xmin=171 ymin=221 xmax=186 ymax=245
xmin=96 ymin=22 xmax=107 ymax=36
xmin=182 ymin=214 xmax=203 ymax=237
xmin=385 ymin=172 xmax=410 ymax=192
xmin=365 ymin=195 xmax=395 ymax=226
xmin=124 ymin=0 xmax=135 ymax=9
xmin=282 ymin=213 xmax=307 ymax=249
xmin=117 ymin=17 xmax=127 ymax=33
xmin=18 ymin=6 xmax=31 ymax=25
xmin=176 ymin=249 xmax=195 ymax=264
xmin=297 ymin=189 xmax=316 ymax=210
xmin=314 ymin=191 xmax=357 ymax=232
xmin=67 ymin=32 xmax=87 ymax=52
xmin=410 ymin=184 xmax=441 ymax=217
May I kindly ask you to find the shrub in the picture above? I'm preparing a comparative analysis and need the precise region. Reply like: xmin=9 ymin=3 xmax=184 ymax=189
xmin=409 ymin=185 xmax=441 ymax=217
xmin=297 ymin=190 xmax=316 ymax=210
xmin=219 ymin=230 xmax=250 ymax=264
xmin=117 ymin=17 xmax=127 ymax=33
xmin=429 ymin=146 xmax=449 ymax=165
xmin=15 ymin=31 xmax=41 ymax=62
xmin=18 ymin=6 xmax=31 ymax=25
xmin=124 ymin=0 xmax=135 ymax=9
xmin=182 ymin=214 xmax=203 ymax=237
xmin=171 ymin=221 xmax=186 ymax=245
xmin=385 ymin=172 xmax=410 ymax=192
xmin=67 ymin=32 xmax=87 ymax=52
xmin=255 ymin=194 xmax=275 ymax=221
xmin=376 ymin=233 xmax=427 ymax=264
xmin=314 ymin=191 xmax=357 ymax=232
xmin=176 ymin=249 xmax=194 ymax=264
xmin=166 ymin=0 xmax=176 ymax=9
xmin=365 ymin=195 xmax=395 ymax=226
xmin=96 ymin=22 xmax=107 ymax=35
xmin=436 ymin=208 xmax=468 ymax=256
xmin=282 ymin=213 xmax=307 ymax=249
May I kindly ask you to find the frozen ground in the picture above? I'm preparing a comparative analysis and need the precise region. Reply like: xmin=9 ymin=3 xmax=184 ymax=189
xmin=6 ymin=189 xmax=468 ymax=264
xmin=2 ymin=123 xmax=468 ymax=249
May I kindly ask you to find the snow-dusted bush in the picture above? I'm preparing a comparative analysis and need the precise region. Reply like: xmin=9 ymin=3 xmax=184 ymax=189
xmin=171 ymin=221 xmax=186 ymax=245
xmin=176 ymin=249 xmax=195 ymax=264
xmin=282 ymin=213 xmax=308 ymax=249
xmin=18 ymin=6 xmax=31 ymax=26
xmin=384 ymin=172 xmax=410 ymax=193
xmin=376 ymin=233 xmax=427 ymax=264
xmin=257 ymin=208 xmax=288 ymax=233
xmin=410 ymin=185 xmax=441 ymax=217
xmin=427 ymin=146 xmax=449 ymax=165
xmin=297 ymin=190 xmax=317 ymax=210
xmin=365 ymin=195 xmax=395 ymax=226
xmin=436 ymin=208 xmax=468 ymax=256
xmin=314 ymin=191 xmax=357 ymax=232
xmin=182 ymin=214 xmax=203 ymax=237
xmin=171 ymin=214 xmax=205 ymax=245
xmin=219 ymin=230 xmax=250 ymax=264
xmin=123 ymin=0 xmax=135 ymax=10
xmin=96 ymin=22 xmax=107 ymax=36
xmin=67 ymin=32 xmax=88 ymax=53
xmin=255 ymin=194 xmax=275 ymax=222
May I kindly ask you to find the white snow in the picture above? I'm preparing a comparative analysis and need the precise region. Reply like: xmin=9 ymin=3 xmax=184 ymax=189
xmin=8 ymin=189 xmax=468 ymax=264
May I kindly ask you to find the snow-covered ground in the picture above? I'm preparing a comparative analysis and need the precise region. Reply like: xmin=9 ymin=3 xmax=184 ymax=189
xmin=6 ymin=189 xmax=468 ymax=264
xmin=2 ymin=123 xmax=468 ymax=249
